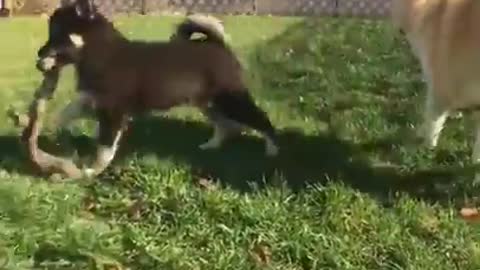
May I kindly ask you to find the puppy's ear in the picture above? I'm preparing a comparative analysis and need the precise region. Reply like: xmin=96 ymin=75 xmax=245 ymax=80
xmin=75 ymin=0 xmax=96 ymax=20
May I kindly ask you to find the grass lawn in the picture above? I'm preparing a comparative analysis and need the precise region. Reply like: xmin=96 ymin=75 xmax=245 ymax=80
xmin=1 ymin=14 xmax=480 ymax=269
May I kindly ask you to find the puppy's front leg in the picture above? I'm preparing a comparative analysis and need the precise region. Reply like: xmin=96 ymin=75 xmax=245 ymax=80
xmin=83 ymin=110 xmax=126 ymax=178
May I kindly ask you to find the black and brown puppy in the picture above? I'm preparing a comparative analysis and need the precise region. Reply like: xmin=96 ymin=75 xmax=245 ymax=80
xmin=36 ymin=0 xmax=279 ymax=177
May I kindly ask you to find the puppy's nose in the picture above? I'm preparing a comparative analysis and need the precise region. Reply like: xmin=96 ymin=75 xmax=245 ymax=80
xmin=35 ymin=60 xmax=43 ymax=72
xmin=37 ymin=45 xmax=46 ymax=58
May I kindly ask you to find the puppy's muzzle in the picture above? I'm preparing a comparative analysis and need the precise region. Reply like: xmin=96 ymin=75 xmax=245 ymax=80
xmin=36 ymin=56 xmax=57 ymax=72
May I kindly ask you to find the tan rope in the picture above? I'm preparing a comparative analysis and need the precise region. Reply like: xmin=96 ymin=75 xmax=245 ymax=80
xmin=8 ymin=70 xmax=83 ymax=179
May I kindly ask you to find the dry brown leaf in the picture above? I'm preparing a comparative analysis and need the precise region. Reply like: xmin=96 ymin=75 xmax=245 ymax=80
xmin=460 ymin=207 xmax=480 ymax=222
xmin=83 ymin=196 xmax=97 ymax=211
xmin=250 ymin=242 xmax=272 ymax=266
xmin=197 ymin=177 xmax=217 ymax=191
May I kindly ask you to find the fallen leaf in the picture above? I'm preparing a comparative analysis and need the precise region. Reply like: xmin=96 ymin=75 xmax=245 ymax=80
xmin=197 ymin=177 xmax=217 ymax=191
xmin=250 ymin=242 xmax=272 ymax=266
xmin=460 ymin=207 xmax=480 ymax=222
xmin=82 ymin=196 xmax=97 ymax=211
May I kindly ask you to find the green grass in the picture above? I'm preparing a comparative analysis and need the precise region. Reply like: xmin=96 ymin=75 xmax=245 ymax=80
xmin=1 ymin=14 xmax=480 ymax=269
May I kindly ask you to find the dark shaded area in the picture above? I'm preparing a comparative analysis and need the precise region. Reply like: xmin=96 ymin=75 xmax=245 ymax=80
xmin=3 ymin=111 xmax=474 ymax=206
xmin=117 ymin=115 xmax=480 ymax=203
xmin=0 ymin=133 xmax=84 ymax=177
xmin=32 ymin=242 xmax=91 ymax=269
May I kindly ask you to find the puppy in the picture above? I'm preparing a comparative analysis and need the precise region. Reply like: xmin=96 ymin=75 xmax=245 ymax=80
xmin=391 ymin=0 xmax=480 ymax=179
xmin=36 ymin=0 xmax=279 ymax=177
xmin=56 ymin=13 xmax=228 ymax=129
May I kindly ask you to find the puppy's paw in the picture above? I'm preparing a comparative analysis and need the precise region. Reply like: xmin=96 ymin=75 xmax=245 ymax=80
xmin=199 ymin=140 xmax=222 ymax=150
xmin=265 ymin=140 xmax=279 ymax=157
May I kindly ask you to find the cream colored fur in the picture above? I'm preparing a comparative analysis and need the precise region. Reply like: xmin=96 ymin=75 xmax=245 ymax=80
xmin=391 ymin=0 xmax=480 ymax=180
xmin=185 ymin=14 xmax=227 ymax=41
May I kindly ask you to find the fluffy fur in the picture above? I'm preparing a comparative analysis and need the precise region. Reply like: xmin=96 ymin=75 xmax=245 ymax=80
xmin=36 ymin=0 xmax=279 ymax=177
xmin=391 ymin=0 xmax=480 ymax=179
xmin=170 ymin=14 xmax=227 ymax=43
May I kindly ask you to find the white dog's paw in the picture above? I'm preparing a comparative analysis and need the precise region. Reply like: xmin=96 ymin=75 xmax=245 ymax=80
xmin=83 ymin=168 xmax=96 ymax=178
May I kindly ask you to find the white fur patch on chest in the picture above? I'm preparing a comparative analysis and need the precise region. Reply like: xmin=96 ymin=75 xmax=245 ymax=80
xmin=69 ymin=33 xmax=85 ymax=48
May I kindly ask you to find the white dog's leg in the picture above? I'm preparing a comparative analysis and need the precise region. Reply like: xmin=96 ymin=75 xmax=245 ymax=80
xmin=412 ymin=43 xmax=449 ymax=148
xmin=419 ymin=86 xmax=449 ymax=149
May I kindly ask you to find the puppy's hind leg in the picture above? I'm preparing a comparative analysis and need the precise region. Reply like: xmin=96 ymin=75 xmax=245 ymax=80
xmin=210 ymin=91 xmax=279 ymax=157
xmin=199 ymin=106 xmax=244 ymax=150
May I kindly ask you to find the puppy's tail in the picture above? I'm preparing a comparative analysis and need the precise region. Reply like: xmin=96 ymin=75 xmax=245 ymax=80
xmin=170 ymin=14 xmax=228 ymax=46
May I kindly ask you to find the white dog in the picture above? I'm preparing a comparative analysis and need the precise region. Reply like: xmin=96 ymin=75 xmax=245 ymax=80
xmin=391 ymin=0 xmax=480 ymax=179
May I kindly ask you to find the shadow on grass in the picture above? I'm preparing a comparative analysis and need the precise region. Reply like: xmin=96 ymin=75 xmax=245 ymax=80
xmin=0 ymin=130 xmax=97 ymax=177
xmin=114 ymin=115 xmax=475 ymax=204
xmin=2 ymin=115 xmax=472 ymax=204
xmin=32 ymin=242 xmax=92 ymax=269
xmin=0 ymin=136 xmax=26 ymax=173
